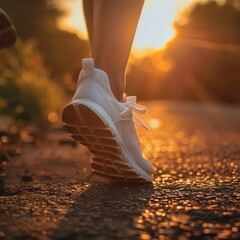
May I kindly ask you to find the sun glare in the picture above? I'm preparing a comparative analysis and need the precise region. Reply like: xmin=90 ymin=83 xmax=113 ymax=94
xmin=58 ymin=0 xmax=214 ymax=55
xmin=57 ymin=0 xmax=87 ymax=39
xmin=133 ymin=0 xmax=178 ymax=52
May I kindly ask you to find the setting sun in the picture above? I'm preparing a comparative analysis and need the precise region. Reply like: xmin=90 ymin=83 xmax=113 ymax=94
xmin=58 ymin=0 xmax=212 ymax=54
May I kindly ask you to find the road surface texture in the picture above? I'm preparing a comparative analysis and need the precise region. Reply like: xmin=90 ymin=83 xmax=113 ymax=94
xmin=0 ymin=101 xmax=240 ymax=240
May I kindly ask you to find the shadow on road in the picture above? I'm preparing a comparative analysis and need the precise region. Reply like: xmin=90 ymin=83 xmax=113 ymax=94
xmin=51 ymin=181 xmax=154 ymax=239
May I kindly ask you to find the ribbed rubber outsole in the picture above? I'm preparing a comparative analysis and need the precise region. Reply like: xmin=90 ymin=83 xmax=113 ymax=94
xmin=62 ymin=101 xmax=148 ymax=183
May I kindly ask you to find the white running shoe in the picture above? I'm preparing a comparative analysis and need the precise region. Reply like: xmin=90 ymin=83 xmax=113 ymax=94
xmin=62 ymin=58 xmax=154 ymax=183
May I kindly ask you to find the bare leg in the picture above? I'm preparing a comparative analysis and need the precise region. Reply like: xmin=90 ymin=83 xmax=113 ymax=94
xmin=64 ymin=1 xmax=153 ymax=182
xmin=83 ymin=0 xmax=144 ymax=100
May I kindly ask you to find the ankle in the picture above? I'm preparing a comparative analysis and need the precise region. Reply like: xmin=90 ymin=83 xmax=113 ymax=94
xmin=112 ymin=88 xmax=124 ymax=101
xmin=109 ymin=76 xmax=125 ymax=101
xmin=93 ymin=60 xmax=125 ymax=101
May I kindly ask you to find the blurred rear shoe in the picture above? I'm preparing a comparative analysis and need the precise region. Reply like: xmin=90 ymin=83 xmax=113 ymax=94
xmin=0 ymin=8 xmax=17 ymax=48
xmin=62 ymin=58 xmax=154 ymax=183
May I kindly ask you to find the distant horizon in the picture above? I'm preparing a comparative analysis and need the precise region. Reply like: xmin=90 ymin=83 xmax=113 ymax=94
xmin=57 ymin=0 xmax=229 ymax=55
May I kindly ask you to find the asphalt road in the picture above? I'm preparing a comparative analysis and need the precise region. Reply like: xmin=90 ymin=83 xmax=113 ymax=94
xmin=0 ymin=101 xmax=240 ymax=240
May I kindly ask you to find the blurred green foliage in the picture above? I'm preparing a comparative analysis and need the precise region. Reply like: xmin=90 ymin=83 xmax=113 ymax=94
xmin=0 ymin=0 xmax=89 ymax=77
xmin=0 ymin=40 xmax=67 ymax=123
xmin=0 ymin=0 xmax=85 ymax=124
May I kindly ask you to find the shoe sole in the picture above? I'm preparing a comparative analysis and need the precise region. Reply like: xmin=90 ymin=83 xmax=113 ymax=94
xmin=62 ymin=99 xmax=152 ymax=183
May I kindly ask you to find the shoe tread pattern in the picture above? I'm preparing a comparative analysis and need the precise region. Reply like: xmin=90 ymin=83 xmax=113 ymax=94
xmin=62 ymin=103 xmax=146 ymax=183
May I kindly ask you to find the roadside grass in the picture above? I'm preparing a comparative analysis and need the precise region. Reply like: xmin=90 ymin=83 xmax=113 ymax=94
xmin=0 ymin=40 xmax=68 ymax=125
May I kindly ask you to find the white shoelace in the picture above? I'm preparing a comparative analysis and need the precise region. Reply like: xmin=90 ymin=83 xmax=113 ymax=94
xmin=121 ymin=95 xmax=149 ymax=130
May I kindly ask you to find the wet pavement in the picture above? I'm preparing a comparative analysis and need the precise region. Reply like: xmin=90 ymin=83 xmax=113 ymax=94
xmin=0 ymin=101 xmax=240 ymax=240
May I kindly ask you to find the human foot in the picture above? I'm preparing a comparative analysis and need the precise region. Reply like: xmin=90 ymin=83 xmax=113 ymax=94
xmin=62 ymin=58 xmax=153 ymax=182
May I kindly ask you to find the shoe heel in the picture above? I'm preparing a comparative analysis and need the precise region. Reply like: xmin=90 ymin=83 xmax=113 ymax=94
xmin=62 ymin=101 xmax=151 ymax=183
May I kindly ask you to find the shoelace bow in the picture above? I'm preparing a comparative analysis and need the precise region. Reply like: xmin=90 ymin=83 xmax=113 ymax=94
xmin=121 ymin=96 xmax=149 ymax=130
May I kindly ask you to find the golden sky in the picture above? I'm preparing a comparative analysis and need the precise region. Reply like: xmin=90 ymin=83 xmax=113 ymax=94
xmin=58 ymin=0 xmax=226 ymax=54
